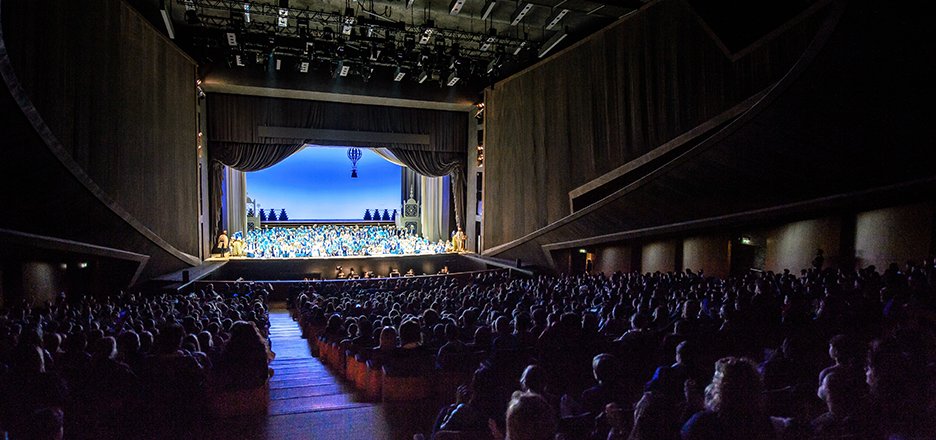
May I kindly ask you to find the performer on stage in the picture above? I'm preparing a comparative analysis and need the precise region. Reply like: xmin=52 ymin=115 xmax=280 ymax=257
xmin=216 ymin=230 xmax=230 ymax=257
xmin=451 ymin=226 xmax=467 ymax=253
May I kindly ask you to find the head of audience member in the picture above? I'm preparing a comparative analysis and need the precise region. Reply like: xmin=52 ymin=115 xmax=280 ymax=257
xmin=519 ymin=364 xmax=548 ymax=395
xmin=226 ymin=321 xmax=270 ymax=362
xmin=503 ymin=391 xmax=557 ymax=440
xmin=155 ymin=323 xmax=185 ymax=355
xmin=117 ymin=331 xmax=140 ymax=358
xmin=378 ymin=326 xmax=398 ymax=350
xmin=828 ymin=334 xmax=863 ymax=367
xmin=91 ymin=336 xmax=117 ymax=363
xmin=592 ymin=353 xmax=619 ymax=385
xmin=399 ymin=319 xmax=422 ymax=348
xmin=705 ymin=357 xmax=764 ymax=416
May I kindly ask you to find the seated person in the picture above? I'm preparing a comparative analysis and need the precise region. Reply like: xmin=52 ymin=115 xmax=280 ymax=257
xmin=383 ymin=320 xmax=433 ymax=377
xmin=211 ymin=321 xmax=273 ymax=390
xmin=498 ymin=391 xmax=557 ymax=440
xmin=580 ymin=353 xmax=627 ymax=416
xmin=810 ymin=371 xmax=870 ymax=440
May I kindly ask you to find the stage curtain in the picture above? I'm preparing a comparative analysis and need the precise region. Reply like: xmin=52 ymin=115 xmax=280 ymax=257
xmin=209 ymin=142 xmax=304 ymax=237
xmin=388 ymin=148 xmax=466 ymax=228
xmin=206 ymin=94 xmax=467 ymax=153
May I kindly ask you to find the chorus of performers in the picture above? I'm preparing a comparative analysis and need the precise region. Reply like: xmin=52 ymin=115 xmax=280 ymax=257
xmin=239 ymin=225 xmax=453 ymax=258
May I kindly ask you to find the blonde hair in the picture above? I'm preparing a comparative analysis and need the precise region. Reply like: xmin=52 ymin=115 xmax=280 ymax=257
xmin=705 ymin=357 xmax=764 ymax=415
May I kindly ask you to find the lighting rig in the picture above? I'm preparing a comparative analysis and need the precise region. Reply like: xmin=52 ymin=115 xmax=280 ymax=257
xmin=175 ymin=0 xmax=544 ymax=87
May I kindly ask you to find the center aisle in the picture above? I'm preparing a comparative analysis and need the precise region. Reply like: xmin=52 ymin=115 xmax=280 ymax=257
xmin=203 ymin=305 xmax=438 ymax=439
xmin=264 ymin=307 xmax=393 ymax=440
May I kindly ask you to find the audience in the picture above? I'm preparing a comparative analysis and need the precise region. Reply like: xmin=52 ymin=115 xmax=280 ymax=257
xmin=294 ymin=258 xmax=936 ymax=440
xmin=0 ymin=286 xmax=273 ymax=438
xmin=3 ymin=255 xmax=936 ymax=439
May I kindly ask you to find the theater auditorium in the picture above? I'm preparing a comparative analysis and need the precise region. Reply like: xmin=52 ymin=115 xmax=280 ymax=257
xmin=1 ymin=0 xmax=934 ymax=439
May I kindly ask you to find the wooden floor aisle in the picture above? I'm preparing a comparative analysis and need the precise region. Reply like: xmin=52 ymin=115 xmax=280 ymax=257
xmin=203 ymin=306 xmax=436 ymax=440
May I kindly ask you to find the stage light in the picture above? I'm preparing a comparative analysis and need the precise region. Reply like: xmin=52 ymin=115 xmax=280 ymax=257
xmin=538 ymin=27 xmax=567 ymax=58
xmin=449 ymin=0 xmax=466 ymax=15
xmin=480 ymin=28 xmax=497 ymax=51
xmin=159 ymin=0 xmax=175 ymax=39
xmin=419 ymin=20 xmax=435 ymax=45
xmin=342 ymin=7 xmax=355 ymax=35
xmin=480 ymin=0 xmax=497 ymax=20
xmin=79 ymin=262 xmax=89 ymax=269
xmin=545 ymin=8 xmax=569 ymax=30
xmin=336 ymin=61 xmax=350 ymax=77
xmin=446 ymin=71 xmax=460 ymax=86
xmin=578 ymin=249 xmax=587 ymax=254
xmin=417 ymin=69 xmax=429 ymax=83
xmin=225 ymin=32 xmax=238 ymax=47
xmin=393 ymin=66 xmax=406 ymax=81
xmin=243 ymin=2 xmax=251 ymax=23
xmin=510 ymin=2 xmax=534 ymax=26
xmin=277 ymin=2 xmax=288 ymax=28
xmin=512 ymin=40 xmax=527 ymax=56
xmin=60 ymin=263 xmax=68 ymax=270
xmin=486 ymin=56 xmax=500 ymax=73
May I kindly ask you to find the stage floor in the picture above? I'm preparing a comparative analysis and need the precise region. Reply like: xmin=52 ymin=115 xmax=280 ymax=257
xmin=201 ymin=252 xmax=487 ymax=281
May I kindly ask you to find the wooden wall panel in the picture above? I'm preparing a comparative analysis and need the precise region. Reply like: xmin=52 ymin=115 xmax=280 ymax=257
xmin=2 ymin=0 xmax=199 ymax=257
xmin=484 ymin=0 xmax=827 ymax=249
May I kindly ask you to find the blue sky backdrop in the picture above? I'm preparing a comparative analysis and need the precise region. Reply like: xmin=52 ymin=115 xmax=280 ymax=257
xmin=246 ymin=146 xmax=402 ymax=220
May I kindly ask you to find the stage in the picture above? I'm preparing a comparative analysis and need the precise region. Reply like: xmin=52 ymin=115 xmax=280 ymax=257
xmin=200 ymin=253 xmax=495 ymax=282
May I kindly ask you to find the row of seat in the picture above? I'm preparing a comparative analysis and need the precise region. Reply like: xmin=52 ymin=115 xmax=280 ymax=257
xmin=313 ymin=334 xmax=472 ymax=404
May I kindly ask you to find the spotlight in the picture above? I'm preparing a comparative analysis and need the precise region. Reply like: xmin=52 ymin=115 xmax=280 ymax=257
xmin=545 ymin=8 xmax=569 ymax=31
xmin=510 ymin=2 xmax=534 ymax=26
xmin=512 ymin=40 xmax=527 ymax=56
xmin=480 ymin=28 xmax=497 ymax=51
xmin=480 ymin=0 xmax=497 ymax=20
xmin=538 ymin=27 xmax=568 ymax=58
xmin=446 ymin=70 xmax=460 ymax=86
xmin=420 ymin=20 xmax=435 ymax=44
xmin=159 ymin=0 xmax=175 ymax=39
xmin=243 ymin=2 xmax=251 ymax=22
xmin=449 ymin=0 xmax=466 ymax=15
xmin=486 ymin=56 xmax=500 ymax=73
xmin=277 ymin=13 xmax=288 ymax=28
xmin=393 ymin=66 xmax=406 ymax=81
xmin=335 ymin=61 xmax=350 ymax=77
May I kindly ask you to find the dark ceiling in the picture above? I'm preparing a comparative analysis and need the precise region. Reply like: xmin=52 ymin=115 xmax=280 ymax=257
xmin=130 ymin=0 xmax=641 ymax=103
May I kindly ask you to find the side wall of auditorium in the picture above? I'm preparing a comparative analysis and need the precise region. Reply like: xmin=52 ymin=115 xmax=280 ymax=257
xmin=0 ymin=0 xmax=200 ymax=286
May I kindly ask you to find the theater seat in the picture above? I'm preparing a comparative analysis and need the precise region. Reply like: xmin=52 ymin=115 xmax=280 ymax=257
xmin=381 ymin=367 xmax=431 ymax=402
xmin=431 ymin=430 xmax=491 ymax=440
xmin=363 ymin=364 xmax=383 ymax=401
xmin=434 ymin=370 xmax=471 ymax=407
xmin=208 ymin=384 xmax=270 ymax=419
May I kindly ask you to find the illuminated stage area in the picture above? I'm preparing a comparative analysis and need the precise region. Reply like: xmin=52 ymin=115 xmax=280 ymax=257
xmin=237 ymin=224 xmax=452 ymax=258
xmin=203 ymin=253 xmax=489 ymax=282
